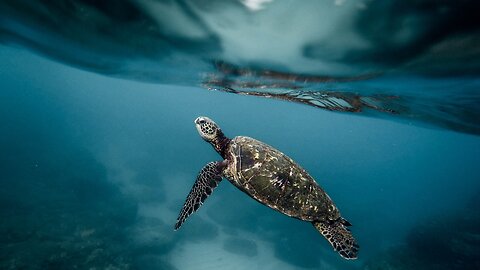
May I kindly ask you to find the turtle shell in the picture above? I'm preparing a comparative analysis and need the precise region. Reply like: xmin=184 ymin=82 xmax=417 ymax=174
xmin=225 ymin=136 xmax=340 ymax=222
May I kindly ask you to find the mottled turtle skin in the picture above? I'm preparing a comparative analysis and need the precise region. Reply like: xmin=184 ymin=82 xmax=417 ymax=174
xmin=225 ymin=136 xmax=340 ymax=222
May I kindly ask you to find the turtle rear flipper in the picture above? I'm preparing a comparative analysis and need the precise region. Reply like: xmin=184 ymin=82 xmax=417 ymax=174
xmin=313 ymin=218 xmax=359 ymax=259
xmin=174 ymin=161 xmax=225 ymax=230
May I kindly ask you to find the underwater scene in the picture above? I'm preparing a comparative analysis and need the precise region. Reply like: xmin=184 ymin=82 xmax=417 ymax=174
xmin=1 ymin=0 xmax=479 ymax=269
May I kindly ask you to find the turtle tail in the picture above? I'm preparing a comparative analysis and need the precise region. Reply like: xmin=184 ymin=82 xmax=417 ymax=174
xmin=312 ymin=218 xmax=359 ymax=260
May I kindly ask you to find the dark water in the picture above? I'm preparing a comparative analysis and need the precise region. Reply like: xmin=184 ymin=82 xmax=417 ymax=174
xmin=1 ymin=1 xmax=480 ymax=269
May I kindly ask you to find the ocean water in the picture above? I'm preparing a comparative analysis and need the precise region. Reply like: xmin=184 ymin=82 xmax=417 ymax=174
xmin=1 ymin=1 xmax=479 ymax=270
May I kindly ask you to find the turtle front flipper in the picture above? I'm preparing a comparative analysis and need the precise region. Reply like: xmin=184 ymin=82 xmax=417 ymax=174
xmin=313 ymin=218 xmax=359 ymax=260
xmin=174 ymin=161 xmax=225 ymax=230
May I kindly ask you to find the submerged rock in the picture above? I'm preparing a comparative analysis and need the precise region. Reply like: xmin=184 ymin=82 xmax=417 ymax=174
xmin=364 ymin=197 xmax=480 ymax=270
xmin=0 ymin=139 xmax=138 ymax=269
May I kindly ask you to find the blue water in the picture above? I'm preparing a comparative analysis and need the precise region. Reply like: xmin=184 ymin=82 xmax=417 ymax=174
xmin=1 ymin=45 xmax=479 ymax=269
xmin=1 ymin=1 xmax=480 ymax=269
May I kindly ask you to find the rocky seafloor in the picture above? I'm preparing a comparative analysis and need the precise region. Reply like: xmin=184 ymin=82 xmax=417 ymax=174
xmin=364 ymin=192 xmax=480 ymax=270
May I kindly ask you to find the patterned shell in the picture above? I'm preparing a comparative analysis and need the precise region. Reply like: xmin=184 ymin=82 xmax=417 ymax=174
xmin=225 ymin=136 xmax=340 ymax=222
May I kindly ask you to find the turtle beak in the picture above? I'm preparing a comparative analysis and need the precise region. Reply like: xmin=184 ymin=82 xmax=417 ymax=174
xmin=195 ymin=116 xmax=207 ymax=125
xmin=194 ymin=117 xmax=201 ymax=125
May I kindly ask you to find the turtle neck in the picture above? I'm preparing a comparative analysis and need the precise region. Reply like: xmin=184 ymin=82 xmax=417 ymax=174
xmin=211 ymin=130 xmax=231 ymax=159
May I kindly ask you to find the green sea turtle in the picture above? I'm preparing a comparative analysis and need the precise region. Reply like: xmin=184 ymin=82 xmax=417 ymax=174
xmin=175 ymin=116 xmax=359 ymax=259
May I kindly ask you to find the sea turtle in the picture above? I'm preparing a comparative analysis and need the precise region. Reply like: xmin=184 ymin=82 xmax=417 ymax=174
xmin=174 ymin=116 xmax=359 ymax=259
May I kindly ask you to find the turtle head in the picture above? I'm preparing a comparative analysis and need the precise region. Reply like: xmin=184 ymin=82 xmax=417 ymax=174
xmin=195 ymin=116 xmax=222 ymax=142
xmin=195 ymin=116 xmax=230 ymax=157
